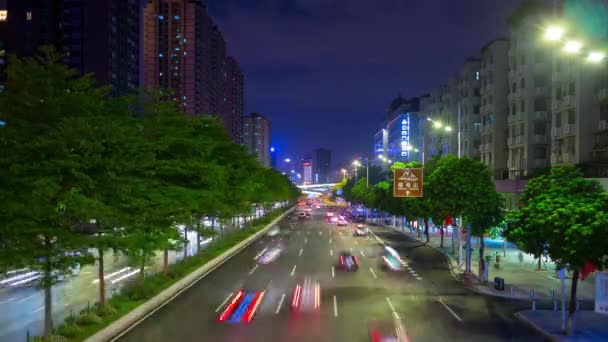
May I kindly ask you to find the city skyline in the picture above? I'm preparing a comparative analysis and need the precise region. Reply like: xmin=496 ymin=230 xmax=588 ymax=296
xmin=206 ymin=0 xmax=526 ymax=159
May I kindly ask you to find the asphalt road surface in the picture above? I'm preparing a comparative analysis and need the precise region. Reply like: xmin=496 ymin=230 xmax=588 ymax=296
xmin=117 ymin=208 xmax=543 ymax=342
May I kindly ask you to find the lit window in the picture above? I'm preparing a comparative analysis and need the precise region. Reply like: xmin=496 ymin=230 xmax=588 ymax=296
xmin=475 ymin=71 xmax=480 ymax=80
xmin=158 ymin=15 xmax=164 ymax=20
xmin=159 ymin=53 xmax=164 ymax=57
xmin=0 ymin=10 xmax=7 ymax=22
xmin=26 ymin=11 xmax=32 ymax=21
xmin=0 ymin=50 xmax=5 ymax=57
xmin=174 ymin=15 xmax=180 ymax=20
xmin=183 ymin=51 xmax=187 ymax=56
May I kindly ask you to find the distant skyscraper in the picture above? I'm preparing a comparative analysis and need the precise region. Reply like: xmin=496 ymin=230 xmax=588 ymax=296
xmin=243 ymin=113 xmax=271 ymax=166
xmin=312 ymin=148 xmax=331 ymax=184
xmin=303 ymin=160 xmax=312 ymax=185
xmin=0 ymin=0 xmax=141 ymax=96
xmin=222 ymin=56 xmax=244 ymax=144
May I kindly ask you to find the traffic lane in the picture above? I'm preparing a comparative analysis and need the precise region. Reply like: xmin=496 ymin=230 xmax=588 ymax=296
xmin=117 ymin=219 xmax=300 ymax=341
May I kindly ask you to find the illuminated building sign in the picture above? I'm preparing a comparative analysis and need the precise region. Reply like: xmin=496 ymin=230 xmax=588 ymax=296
xmin=0 ymin=10 xmax=7 ymax=22
xmin=400 ymin=113 xmax=410 ymax=158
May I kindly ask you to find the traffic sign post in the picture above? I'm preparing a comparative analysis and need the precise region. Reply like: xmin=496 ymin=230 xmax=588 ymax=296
xmin=393 ymin=168 xmax=423 ymax=197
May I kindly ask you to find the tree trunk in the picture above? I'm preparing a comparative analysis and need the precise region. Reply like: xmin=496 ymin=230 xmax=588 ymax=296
xmin=163 ymin=248 xmax=169 ymax=276
xmin=567 ymin=269 xmax=580 ymax=335
xmin=44 ymin=271 xmax=53 ymax=338
xmin=439 ymin=226 xmax=444 ymax=248
xmin=538 ymin=255 xmax=542 ymax=271
xmin=479 ymin=235 xmax=486 ymax=281
xmin=196 ymin=219 xmax=201 ymax=254
xmin=451 ymin=226 xmax=455 ymax=254
xmin=183 ymin=224 xmax=188 ymax=261
xmin=424 ymin=218 xmax=430 ymax=243
xmin=98 ymin=246 xmax=106 ymax=306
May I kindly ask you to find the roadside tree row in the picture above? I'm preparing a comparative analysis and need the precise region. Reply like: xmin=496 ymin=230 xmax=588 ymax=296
xmin=0 ymin=47 xmax=298 ymax=337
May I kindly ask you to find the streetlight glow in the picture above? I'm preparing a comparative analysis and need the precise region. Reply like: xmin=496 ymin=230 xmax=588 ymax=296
xmin=587 ymin=51 xmax=605 ymax=63
xmin=284 ymin=158 xmax=291 ymax=163
xmin=545 ymin=26 xmax=564 ymax=42
xmin=433 ymin=121 xmax=443 ymax=128
xmin=445 ymin=126 xmax=453 ymax=132
xmin=563 ymin=40 xmax=582 ymax=54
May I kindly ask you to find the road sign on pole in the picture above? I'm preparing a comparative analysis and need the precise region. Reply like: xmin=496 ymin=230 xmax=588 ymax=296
xmin=393 ymin=168 xmax=423 ymax=197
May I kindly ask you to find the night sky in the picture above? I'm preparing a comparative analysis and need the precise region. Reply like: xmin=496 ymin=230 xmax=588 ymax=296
xmin=207 ymin=0 xmax=524 ymax=166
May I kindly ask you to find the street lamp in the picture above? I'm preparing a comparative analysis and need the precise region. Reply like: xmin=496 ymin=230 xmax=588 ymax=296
xmin=563 ymin=40 xmax=583 ymax=54
xmin=545 ymin=25 xmax=565 ymax=41
xmin=587 ymin=51 xmax=605 ymax=63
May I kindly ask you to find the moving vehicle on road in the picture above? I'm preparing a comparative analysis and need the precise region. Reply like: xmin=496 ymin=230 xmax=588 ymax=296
xmin=290 ymin=277 xmax=321 ymax=312
xmin=256 ymin=244 xmax=283 ymax=264
xmin=337 ymin=251 xmax=359 ymax=271
xmin=353 ymin=224 xmax=368 ymax=236
xmin=370 ymin=318 xmax=409 ymax=342
xmin=379 ymin=246 xmax=404 ymax=272
xmin=218 ymin=290 xmax=265 ymax=323
xmin=337 ymin=218 xmax=348 ymax=226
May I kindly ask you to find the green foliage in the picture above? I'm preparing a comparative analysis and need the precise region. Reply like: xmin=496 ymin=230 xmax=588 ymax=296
xmin=0 ymin=46 xmax=298 ymax=338
xmin=55 ymin=323 xmax=82 ymax=338
xmin=506 ymin=165 xmax=608 ymax=271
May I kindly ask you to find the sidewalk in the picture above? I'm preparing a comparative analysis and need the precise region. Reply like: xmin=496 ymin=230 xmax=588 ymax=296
xmin=516 ymin=310 xmax=608 ymax=341
xmin=380 ymin=223 xmax=596 ymax=302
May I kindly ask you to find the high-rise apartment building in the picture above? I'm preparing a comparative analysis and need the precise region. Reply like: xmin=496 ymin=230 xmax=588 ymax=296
xmin=457 ymin=58 xmax=482 ymax=160
xmin=506 ymin=10 xmax=552 ymax=179
xmin=480 ymin=38 xmax=510 ymax=179
xmin=243 ymin=113 xmax=271 ymax=167
xmin=0 ymin=0 xmax=141 ymax=96
xmin=222 ymin=56 xmax=244 ymax=144
xmin=312 ymin=148 xmax=331 ymax=184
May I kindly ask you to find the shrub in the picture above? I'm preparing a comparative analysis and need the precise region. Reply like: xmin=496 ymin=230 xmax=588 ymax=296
xmin=32 ymin=335 xmax=68 ymax=342
xmin=76 ymin=312 xmax=102 ymax=326
xmin=96 ymin=304 xmax=117 ymax=318
xmin=55 ymin=323 xmax=82 ymax=338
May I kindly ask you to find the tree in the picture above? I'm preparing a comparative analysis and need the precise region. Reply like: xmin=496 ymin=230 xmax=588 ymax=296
xmin=427 ymin=156 xmax=503 ymax=277
xmin=506 ymin=165 xmax=608 ymax=335
xmin=0 ymin=47 xmax=106 ymax=337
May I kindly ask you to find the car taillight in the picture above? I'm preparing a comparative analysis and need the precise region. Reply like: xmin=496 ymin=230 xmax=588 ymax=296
xmin=353 ymin=256 xmax=359 ymax=266
xmin=340 ymin=256 xmax=344 ymax=265
xmin=218 ymin=290 xmax=244 ymax=322
xmin=291 ymin=284 xmax=302 ymax=309
xmin=244 ymin=291 xmax=265 ymax=323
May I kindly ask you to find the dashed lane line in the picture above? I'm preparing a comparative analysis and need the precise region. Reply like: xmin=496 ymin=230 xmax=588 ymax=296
xmin=385 ymin=297 xmax=400 ymax=320
xmin=215 ymin=292 xmax=234 ymax=312
xmin=275 ymin=293 xmax=286 ymax=314
xmin=333 ymin=295 xmax=338 ymax=317
xmin=249 ymin=264 xmax=259 ymax=275
xmin=299 ymin=248 xmax=303 ymax=257
xmin=369 ymin=267 xmax=378 ymax=279
xmin=438 ymin=297 xmax=463 ymax=322
xmin=290 ymin=265 xmax=297 ymax=277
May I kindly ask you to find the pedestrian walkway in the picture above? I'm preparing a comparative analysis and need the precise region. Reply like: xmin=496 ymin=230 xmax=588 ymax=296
xmin=381 ymin=223 xmax=596 ymax=302
xmin=516 ymin=310 xmax=608 ymax=341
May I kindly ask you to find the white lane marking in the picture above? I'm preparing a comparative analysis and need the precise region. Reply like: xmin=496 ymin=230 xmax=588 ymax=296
xmin=329 ymin=238 xmax=332 ymax=244
xmin=254 ymin=248 xmax=268 ymax=260
xmin=438 ymin=298 xmax=463 ymax=322
xmin=332 ymin=266 xmax=335 ymax=278
xmin=33 ymin=306 xmax=44 ymax=313
xmin=16 ymin=293 xmax=37 ymax=304
xmin=369 ymin=267 xmax=378 ymax=279
xmin=304 ymin=238 xmax=308 ymax=244
xmin=386 ymin=297 xmax=400 ymax=320
xmin=416 ymin=277 xmax=423 ymax=280
xmin=275 ymin=293 xmax=286 ymax=314
xmin=0 ymin=297 xmax=16 ymax=305
xmin=349 ymin=247 xmax=353 ymax=253
xmin=290 ymin=265 xmax=297 ymax=277
xmin=299 ymin=248 xmax=303 ymax=257
xmin=330 ymin=249 xmax=334 ymax=257
xmin=248 ymin=264 xmax=259 ymax=275
xmin=318 ymin=231 xmax=322 ymax=236
xmin=215 ymin=292 xmax=234 ymax=312
xmin=360 ymin=250 xmax=366 ymax=257
xmin=333 ymin=295 xmax=338 ymax=317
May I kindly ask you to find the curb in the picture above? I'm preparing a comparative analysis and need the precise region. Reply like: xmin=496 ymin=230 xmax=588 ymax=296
xmin=514 ymin=312 xmax=560 ymax=342
xmin=86 ymin=207 xmax=295 ymax=342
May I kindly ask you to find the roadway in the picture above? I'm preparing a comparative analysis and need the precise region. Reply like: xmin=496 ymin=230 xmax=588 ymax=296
xmin=117 ymin=208 xmax=542 ymax=342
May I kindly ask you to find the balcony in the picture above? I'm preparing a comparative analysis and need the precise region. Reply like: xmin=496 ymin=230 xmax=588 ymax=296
xmin=562 ymin=124 xmax=575 ymax=135
xmin=534 ymin=87 xmax=547 ymax=97
xmin=599 ymin=120 xmax=607 ymax=131
xmin=507 ymin=115 xmax=516 ymax=124
xmin=508 ymin=70 xmax=516 ymax=80
xmin=551 ymin=99 xmax=561 ymax=112
xmin=534 ymin=135 xmax=548 ymax=144
xmin=508 ymin=135 xmax=524 ymax=146
xmin=550 ymin=153 xmax=560 ymax=164
xmin=532 ymin=111 xmax=547 ymax=121
xmin=551 ymin=126 xmax=562 ymax=137
xmin=480 ymin=143 xmax=492 ymax=153
xmin=598 ymin=88 xmax=608 ymax=102
xmin=509 ymin=158 xmax=525 ymax=170
xmin=507 ymin=93 xmax=515 ymax=102
xmin=562 ymin=153 xmax=576 ymax=164
xmin=561 ymin=95 xmax=575 ymax=107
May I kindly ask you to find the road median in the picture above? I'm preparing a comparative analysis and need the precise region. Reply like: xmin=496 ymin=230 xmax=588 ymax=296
xmin=79 ymin=207 xmax=294 ymax=342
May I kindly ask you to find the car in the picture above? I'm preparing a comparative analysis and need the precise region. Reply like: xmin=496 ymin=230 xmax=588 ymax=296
xmin=298 ymin=212 xmax=306 ymax=218
xmin=353 ymin=224 xmax=368 ymax=236
xmin=370 ymin=318 xmax=409 ymax=342
xmin=256 ymin=245 xmax=282 ymax=264
xmin=337 ymin=219 xmax=348 ymax=226
xmin=218 ymin=290 xmax=265 ymax=323
xmin=337 ymin=252 xmax=359 ymax=271
xmin=290 ymin=278 xmax=321 ymax=312
xmin=379 ymin=246 xmax=405 ymax=271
